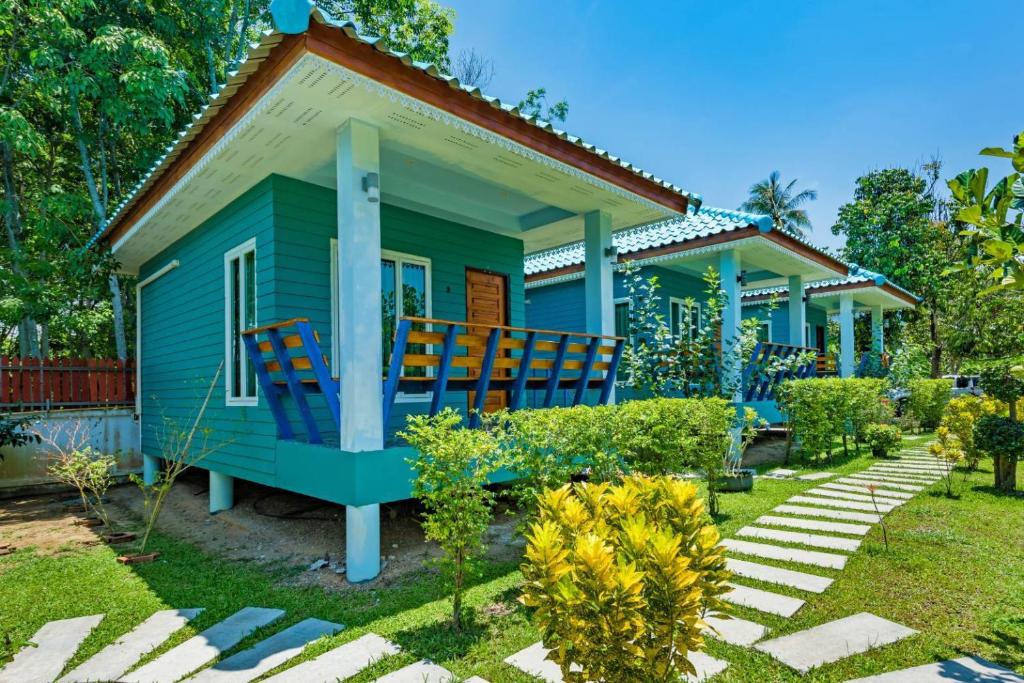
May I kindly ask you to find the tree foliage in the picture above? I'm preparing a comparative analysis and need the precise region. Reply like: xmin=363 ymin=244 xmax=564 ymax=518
xmin=739 ymin=170 xmax=817 ymax=238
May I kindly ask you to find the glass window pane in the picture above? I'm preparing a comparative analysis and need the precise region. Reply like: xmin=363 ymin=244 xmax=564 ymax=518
xmin=614 ymin=302 xmax=629 ymax=338
xmin=231 ymin=258 xmax=241 ymax=398
xmin=401 ymin=262 xmax=428 ymax=380
xmin=244 ymin=250 xmax=257 ymax=397
xmin=689 ymin=304 xmax=700 ymax=340
xmin=670 ymin=301 xmax=681 ymax=340
xmin=380 ymin=259 xmax=397 ymax=376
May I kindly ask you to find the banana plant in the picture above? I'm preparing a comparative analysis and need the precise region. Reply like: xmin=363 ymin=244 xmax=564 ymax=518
xmin=946 ymin=132 xmax=1024 ymax=294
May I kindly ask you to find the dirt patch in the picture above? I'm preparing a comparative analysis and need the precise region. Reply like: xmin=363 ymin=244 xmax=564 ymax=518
xmin=0 ymin=494 xmax=108 ymax=555
xmin=103 ymin=469 xmax=525 ymax=590
xmin=743 ymin=431 xmax=791 ymax=468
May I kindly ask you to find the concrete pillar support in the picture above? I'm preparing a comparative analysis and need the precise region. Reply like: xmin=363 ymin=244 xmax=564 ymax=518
xmin=719 ymin=249 xmax=743 ymax=402
xmin=209 ymin=470 xmax=234 ymax=513
xmin=839 ymin=293 xmax=855 ymax=377
xmin=584 ymin=210 xmax=615 ymax=402
xmin=871 ymin=304 xmax=884 ymax=355
xmin=788 ymin=275 xmax=806 ymax=346
xmin=336 ymin=118 xmax=383 ymax=581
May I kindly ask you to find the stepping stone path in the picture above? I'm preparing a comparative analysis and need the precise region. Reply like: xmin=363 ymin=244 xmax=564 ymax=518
xmin=797 ymin=472 xmax=836 ymax=481
xmin=755 ymin=514 xmax=872 ymax=536
xmin=847 ymin=655 xmax=1024 ymax=682
xmin=0 ymin=608 xmax=490 ymax=683
xmin=736 ymin=526 xmax=862 ymax=552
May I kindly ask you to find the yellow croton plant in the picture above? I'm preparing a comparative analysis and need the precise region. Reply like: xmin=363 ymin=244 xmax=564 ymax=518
xmin=520 ymin=475 xmax=732 ymax=683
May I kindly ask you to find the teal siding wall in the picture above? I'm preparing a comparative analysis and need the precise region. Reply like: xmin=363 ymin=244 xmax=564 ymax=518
xmin=139 ymin=173 xmax=527 ymax=476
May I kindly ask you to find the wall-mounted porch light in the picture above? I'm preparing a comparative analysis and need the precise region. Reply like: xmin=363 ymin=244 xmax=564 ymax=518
xmin=737 ymin=270 xmax=747 ymax=286
xmin=604 ymin=245 xmax=619 ymax=259
xmin=362 ymin=172 xmax=380 ymax=203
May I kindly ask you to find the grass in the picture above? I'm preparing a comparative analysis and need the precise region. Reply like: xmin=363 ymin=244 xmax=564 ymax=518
xmin=1 ymin=431 xmax=1022 ymax=681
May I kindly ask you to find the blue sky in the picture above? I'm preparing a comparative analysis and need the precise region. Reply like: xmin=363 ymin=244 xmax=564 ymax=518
xmin=444 ymin=0 xmax=1023 ymax=252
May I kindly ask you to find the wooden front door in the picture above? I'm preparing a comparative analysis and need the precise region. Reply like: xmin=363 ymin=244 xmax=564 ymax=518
xmin=466 ymin=268 xmax=508 ymax=413
xmin=815 ymin=326 xmax=826 ymax=353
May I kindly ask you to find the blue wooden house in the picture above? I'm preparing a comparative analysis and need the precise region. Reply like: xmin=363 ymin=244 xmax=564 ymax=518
xmin=525 ymin=207 xmax=919 ymax=418
xmin=89 ymin=8 xmax=701 ymax=580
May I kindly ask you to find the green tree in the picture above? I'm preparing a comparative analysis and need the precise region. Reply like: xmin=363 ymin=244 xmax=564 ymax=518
xmin=739 ymin=170 xmax=817 ymax=238
xmin=831 ymin=167 xmax=948 ymax=376
xmin=517 ymin=87 xmax=569 ymax=123
xmin=947 ymin=131 xmax=1024 ymax=295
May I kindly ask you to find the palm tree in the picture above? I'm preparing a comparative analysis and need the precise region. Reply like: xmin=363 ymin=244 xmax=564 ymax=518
xmin=740 ymin=171 xmax=818 ymax=238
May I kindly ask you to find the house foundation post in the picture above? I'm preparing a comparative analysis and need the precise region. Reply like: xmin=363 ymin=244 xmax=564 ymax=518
xmin=788 ymin=275 xmax=806 ymax=346
xmin=143 ymin=454 xmax=159 ymax=486
xmin=584 ymin=210 xmax=615 ymax=402
xmin=337 ymin=118 xmax=384 ymax=582
xmin=720 ymin=249 xmax=744 ymax=455
xmin=209 ymin=470 xmax=234 ymax=513
xmin=839 ymin=293 xmax=855 ymax=377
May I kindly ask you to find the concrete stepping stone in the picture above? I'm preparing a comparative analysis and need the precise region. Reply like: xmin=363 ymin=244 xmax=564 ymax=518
xmin=821 ymin=483 xmax=914 ymax=499
xmin=726 ymin=557 xmax=833 ymax=593
xmin=505 ymin=641 xmax=726 ymax=682
xmin=846 ymin=655 xmax=1024 ymax=682
xmin=871 ymin=463 xmax=946 ymax=472
xmin=806 ymin=488 xmax=906 ymax=506
xmin=849 ymin=472 xmax=937 ymax=485
xmin=864 ymin=467 xmax=940 ymax=478
xmin=60 ymin=609 xmax=203 ymax=683
xmin=737 ymin=526 xmax=862 ymax=552
xmin=756 ymin=514 xmax=871 ymax=536
xmin=187 ymin=618 xmax=342 ymax=683
xmin=122 ymin=607 xmax=285 ymax=683
xmin=796 ymin=472 xmax=836 ymax=481
xmin=843 ymin=475 xmax=925 ymax=491
xmin=703 ymin=614 xmax=769 ymax=646
xmin=262 ymin=633 xmax=400 ymax=683
xmin=723 ymin=583 xmax=805 ymax=617
xmin=774 ymin=504 xmax=881 ymax=524
xmin=0 ymin=614 xmax=104 ymax=683
xmin=724 ymin=537 xmax=847 ymax=569
xmin=375 ymin=661 xmax=458 ymax=683
xmin=765 ymin=468 xmax=798 ymax=479
xmin=789 ymin=495 xmax=895 ymax=513
xmin=755 ymin=612 xmax=917 ymax=673
xmin=839 ymin=477 xmax=924 ymax=492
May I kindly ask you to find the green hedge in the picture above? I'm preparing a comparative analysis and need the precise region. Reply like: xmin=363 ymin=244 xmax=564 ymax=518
xmin=776 ymin=378 xmax=888 ymax=461
xmin=907 ymin=379 xmax=953 ymax=430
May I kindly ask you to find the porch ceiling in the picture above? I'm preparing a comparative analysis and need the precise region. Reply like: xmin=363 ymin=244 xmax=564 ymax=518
xmin=110 ymin=52 xmax=681 ymax=272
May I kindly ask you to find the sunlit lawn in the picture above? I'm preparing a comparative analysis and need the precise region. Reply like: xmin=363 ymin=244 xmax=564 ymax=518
xmin=1 ymin=432 xmax=1022 ymax=681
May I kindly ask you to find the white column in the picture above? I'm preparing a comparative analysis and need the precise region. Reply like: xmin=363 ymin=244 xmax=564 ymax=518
xmin=143 ymin=454 xmax=159 ymax=486
xmin=839 ymin=293 xmax=855 ymax=377
xmin=719 ymin=249 xmax=743 ymax=402
xmin=871 ymin=304 xmax=884 ymax=354
xmin=209 ymin=470 xmax=234 ymax=513
xmin=337 ymin=118 xmax=383 ymax=582
xmin=788 ymin=275 xmax=806 ymax=346
xmin=584 ymin=210 xmax=615 ymax=402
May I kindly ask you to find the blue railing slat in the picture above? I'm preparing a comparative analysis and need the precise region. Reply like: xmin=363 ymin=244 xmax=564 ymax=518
xmin=268 ymin=328 xmax=322 ymax=445
xmin=510 ymin=331 xmax=537 ymax=411
xmin=430 ymin=324 xmax=458 ymax=417
xmin=469 ymin=327 xmax=502 ymax=428
xmin=296 ymin=321 xmax=340 ymax=430
xmin=242 ymin=334 xmax=294 ymax=440
xmin=599 ymin=338 xmax=625 ymax=405
xmin=543 ymin=335 xmax=570 ymax=408
xmin=572 ymin=337 xmax=600 ymax=406
xmin=381 ymin=319 xmax=411 ymax=428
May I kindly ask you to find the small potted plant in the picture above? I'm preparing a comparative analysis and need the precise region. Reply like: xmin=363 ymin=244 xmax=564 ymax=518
xmin=715 ymin=409 xmax=762 ymax=493
xmin=863 ymin=423 xmax=903 ymax=458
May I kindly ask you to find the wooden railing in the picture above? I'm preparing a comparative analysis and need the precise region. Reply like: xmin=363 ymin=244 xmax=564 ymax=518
xmin=817 ymin=353 xmax=838 ymax=375
xmin=0 ymin=357 xmax=136 ymax=411
xmin=241 ymin=317 xmax=625 ymax=443
xmin=742 ymin=342 xmax=818 ymax=401
xmin=386 ymin=317 xmax=625 ymax=427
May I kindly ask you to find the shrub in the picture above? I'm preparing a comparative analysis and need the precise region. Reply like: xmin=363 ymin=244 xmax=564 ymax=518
xmin=47 ymin=442 xmax=117 ymax=529
xmin=777 ymin=378 xmax=887 ymax=461
xmin=974 ymin=414 xmax=1024 ymax=493
xmin=520 ymin=475 xmax=731 ymax=683
xmin=845 ymin=379 xmax=889 ymax=447
xmin=980 ymin=364 xmax=1024 ymax=421
xmin=930 ymin=396 xmax=999 ymax=471
xmin=402 ymin=408 xmax=506 ymax=630
xmin=907 ymin=379 xmax=953 ymax=430
xmin=777 ymin=379 xmax=835 ymax=461
xmin=863 ymin=423 xmax=902 ymax=458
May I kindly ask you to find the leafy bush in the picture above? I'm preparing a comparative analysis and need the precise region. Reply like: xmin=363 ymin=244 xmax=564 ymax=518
xmin=907 ymin=379 xmax=953 ymax=430
xmin=402 ymin=408 xmax=506 ymax=630
xmin=974 ymin=414 xmax=1024 ymax=493
xmin=521 ymin=475 xmax=731 ymax=683
xmin=776 ymin=378 xmax=887 ymax=461
xmin=0 ymin=414 xmax=41 ymax=462
xmin=863 ymin=423 xmax=902 ymax=457
xmin=980 ymin=364 xmax=1024 ymax=420
xmin=500 ymin=404 xmax=618 ymax=513
xmin=930 ymin=396 xmax=1000 ymax=470
xmin=612 ymin=397 xmax=731 ymax=476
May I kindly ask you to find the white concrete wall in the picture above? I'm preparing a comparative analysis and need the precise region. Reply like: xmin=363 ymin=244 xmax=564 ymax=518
xmin=0 ymin=408 xmax=141 ymax=490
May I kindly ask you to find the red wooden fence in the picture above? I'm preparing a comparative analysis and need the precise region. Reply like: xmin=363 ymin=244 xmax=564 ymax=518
xmin=0 ymin=357 xmax=136 ymax=411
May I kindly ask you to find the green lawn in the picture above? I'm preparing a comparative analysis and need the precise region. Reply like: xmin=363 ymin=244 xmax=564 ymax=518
xmin=1 ymin=432 xmax=1022 ymax=682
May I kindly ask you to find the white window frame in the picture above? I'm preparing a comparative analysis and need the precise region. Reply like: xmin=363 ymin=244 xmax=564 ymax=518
xmin=669 ymin=297 xmax=701 ymax=341
xmin=760 ymin=320 xmax=772 ymax=343
xmin=331 ymin=242 xmax=433 ymax=403
xmin=224 ymin=237 xmax=258 ymax=406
